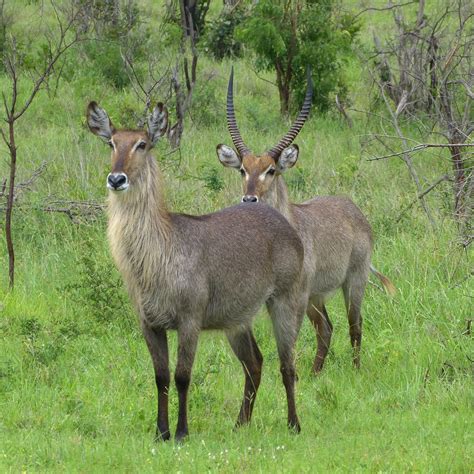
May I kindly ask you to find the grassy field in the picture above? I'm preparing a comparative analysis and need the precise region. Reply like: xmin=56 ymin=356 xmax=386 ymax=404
xmin=1 ymin=1 xmax=473 ymax=472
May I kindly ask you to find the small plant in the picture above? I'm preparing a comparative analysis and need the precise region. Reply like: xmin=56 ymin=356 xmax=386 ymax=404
xmin=198 ymin=165 xmax=225 ymax=193
xmin=62 ymin=237 xmax=133 ymax=328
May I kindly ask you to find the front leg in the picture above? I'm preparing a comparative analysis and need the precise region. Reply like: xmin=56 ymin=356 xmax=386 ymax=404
xmin=142 ymin=323 xmax=170 ymax=441
xmin=175 ymin=326 xmax=199 ymax=441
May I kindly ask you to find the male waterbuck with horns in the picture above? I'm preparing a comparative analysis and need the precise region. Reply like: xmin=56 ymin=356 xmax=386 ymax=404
xmin=86 ymin=101 xmax=308 ymax=440
xmin=217 ymin=69 xmax=395 ymax=373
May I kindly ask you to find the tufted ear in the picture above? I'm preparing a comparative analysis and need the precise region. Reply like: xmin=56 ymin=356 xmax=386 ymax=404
xmin=87 ymin=102 xmax=115 ymax=140
xmin=148 ymin=102 xmax=168 ymax=145
xmin=216 ymin=144 xmax=242 ymax=169
xmin=277 ymin=144 xmax=299 ymax=171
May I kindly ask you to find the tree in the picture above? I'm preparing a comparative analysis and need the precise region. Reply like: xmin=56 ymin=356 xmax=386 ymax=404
xmin=237 ymin=0 xmax=358 ymax=115
xmin=369 ymin=0 xmax=473 ymax=237
xmin=1 ymin=2 xmax=91 ymax=289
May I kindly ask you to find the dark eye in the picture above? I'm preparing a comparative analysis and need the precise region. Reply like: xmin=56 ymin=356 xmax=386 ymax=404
xmin=267 ymin=168 xmax=276 ymax=176
xmin=240 ymin=168 xmax=245 ymax=176
xmin=137 ymin=141 xmax=146 ymax=150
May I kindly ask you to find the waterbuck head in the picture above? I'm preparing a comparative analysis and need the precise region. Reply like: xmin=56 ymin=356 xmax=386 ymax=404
xmin=87 ymin=102 xmax=168 ymax=193
xmin=216 ymin=68 xmax=313 ymax=203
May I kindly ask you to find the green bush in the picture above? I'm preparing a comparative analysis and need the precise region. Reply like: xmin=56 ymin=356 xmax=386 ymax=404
xmin=62 ymin=237 xmax=133 ymax=328
xmin=83 ymin=41 xmax=130 ymax=89
xmin=236 ymin=0 xmax=360 ymax=113
xmin=204 ymin=7 xmax=246 ymax=61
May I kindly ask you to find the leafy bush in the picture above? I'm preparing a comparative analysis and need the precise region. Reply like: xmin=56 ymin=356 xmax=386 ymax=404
xmin=71 ymin=0 xmax=146 ymax=89
xmin=62 ymin=237 xmax=133 ymax=327
xmin=204 ymin=7 xmax=246 ymax=61
xmin=236 ymin=0 xmax=360 ymax=114
xmin=189 ymin=76 xmax=221 ymax=127
xmin=83 ymin=41 xmax=130 ymax=89
xmin=198 ymin=164 xmax=224 ymax=193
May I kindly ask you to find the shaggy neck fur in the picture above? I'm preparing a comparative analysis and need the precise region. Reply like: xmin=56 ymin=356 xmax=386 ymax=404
xmin=262 ymin=175 xmax=294 ymax=224
xmin=107 ymin=156 xmax=173 ymax=302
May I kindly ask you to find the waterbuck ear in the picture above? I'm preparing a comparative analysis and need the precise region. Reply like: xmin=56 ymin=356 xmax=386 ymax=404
xmin=148 ymin=102 xmax=168 ymax=145
xmin=277 ymin=144 xmax=299 ymax=171
xmin=216 ymin=144 xmax=241 ymax=169
xmin=87 ymin=101 xmax=115 ymax=140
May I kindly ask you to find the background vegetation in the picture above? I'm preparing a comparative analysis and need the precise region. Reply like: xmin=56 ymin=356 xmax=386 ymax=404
xmin=0 ymin=0 xmax=472 ymax=472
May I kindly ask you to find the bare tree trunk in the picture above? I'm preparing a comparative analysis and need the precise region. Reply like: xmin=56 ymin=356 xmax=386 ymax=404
xmin=5 ymin=120 xmax=16 ymax=288
xmin=168 ymin=1 xmax=200 ymax=148
xmin=275 ymin=63 xmax=290 ymax=117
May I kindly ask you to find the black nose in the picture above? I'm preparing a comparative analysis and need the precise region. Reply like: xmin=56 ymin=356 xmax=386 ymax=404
xmin=108 ymin=173 xmax=127 ymax=189
xmin=242 ymin=195 xmax=258 ymax=203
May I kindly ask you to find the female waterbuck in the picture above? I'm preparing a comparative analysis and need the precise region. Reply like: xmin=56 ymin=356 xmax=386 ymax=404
xmin=216 ymin=69 xmax=395 ymax=373
xmin=86 ymin=101 xmax=307 ymax=440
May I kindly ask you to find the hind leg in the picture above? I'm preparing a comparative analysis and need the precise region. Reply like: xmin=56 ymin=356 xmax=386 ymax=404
xmin=306 ymin=297 xmax=333 ymax=374
xmin=226 ymin=328 xmax=263 ymax=427
xmin=342 ymin=278 xmax=368 ymax=369
xmin=267 ymin=297 xmax=303 ymax=433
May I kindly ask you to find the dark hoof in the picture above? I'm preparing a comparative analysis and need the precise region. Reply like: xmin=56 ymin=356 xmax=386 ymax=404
xmin=155 ymin=430 xmax=171 ymax=442
xmin=312 ymin=357 xmax=325 ymax=374
xmin=288 ymin=420 xmax=301 ymax=434
xmin=175 ymin=430 xmax=189 ymax=443
xmin=234 ymin=414 xmax=251 ymax=430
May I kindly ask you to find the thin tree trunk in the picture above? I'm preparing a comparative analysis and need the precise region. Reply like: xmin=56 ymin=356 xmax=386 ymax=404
xmin=275 ymin=62 xmax=290 ymax=116
xmin=449 ymin=139 xmax=466 ymax=218
xmin=5 ymin=119 xmax=16 ymax=288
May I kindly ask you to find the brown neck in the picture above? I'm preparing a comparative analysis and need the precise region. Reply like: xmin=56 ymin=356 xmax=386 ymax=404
xmin=108 ymin=156 xmax=171 ymax=238
xmin=261 ymin=175 xmax=294 ymax=223
xmin=107 ymin=156 xmax=173 ymax=293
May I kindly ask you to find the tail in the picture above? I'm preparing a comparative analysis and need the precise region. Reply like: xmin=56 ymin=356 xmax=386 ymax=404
xmin=370 ymin=264 xmax=396 ymax=296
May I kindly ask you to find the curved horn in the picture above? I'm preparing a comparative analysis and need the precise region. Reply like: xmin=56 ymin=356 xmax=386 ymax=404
xmin=226 ymin=67 xmax=251 ymax=157
xmin=268 ymin=67 xmax=313 ymax=159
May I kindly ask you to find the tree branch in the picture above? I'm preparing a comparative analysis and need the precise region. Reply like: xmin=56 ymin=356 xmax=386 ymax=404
xmin=368 ymin=143 xmax=474 ymax=161
xmin=353 ymin=1 xmax=417 ymax=21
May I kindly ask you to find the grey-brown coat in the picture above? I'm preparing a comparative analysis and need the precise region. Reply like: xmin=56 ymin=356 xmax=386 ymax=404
xmin=217 ymin=69 xmax=395 ymax=372
xmin=87 ymin=101 xmax=307 ymax=441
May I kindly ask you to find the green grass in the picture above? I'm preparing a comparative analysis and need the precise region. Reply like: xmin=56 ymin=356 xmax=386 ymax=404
xmin=0 ymin=1 xmax=473 ymax=472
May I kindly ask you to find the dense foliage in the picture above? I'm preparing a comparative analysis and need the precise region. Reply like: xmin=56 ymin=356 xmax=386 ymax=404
xmin=203 ymin=5 xmax=245 ymax=60
xmin=237 ymin=0 xmax=359 ymax=113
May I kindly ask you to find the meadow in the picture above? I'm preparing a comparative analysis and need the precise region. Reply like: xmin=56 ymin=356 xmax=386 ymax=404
xmin=0 ymin=1 xmax=472 ymax=472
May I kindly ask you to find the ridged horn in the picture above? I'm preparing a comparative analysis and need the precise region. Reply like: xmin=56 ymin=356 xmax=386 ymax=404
xmin=268 ymin=67 xmax=313 ymax=160
xmin=226 ymin=66 xmax=251 ymax=157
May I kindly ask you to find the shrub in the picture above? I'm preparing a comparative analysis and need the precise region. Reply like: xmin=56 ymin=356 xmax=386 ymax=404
xmin=204 ymin=7 xmax=246 ymax=61
xmin=62 ymin=237 xmax=133 ymax=328
xmin=236 ymin=0 xmax=360 ymax=114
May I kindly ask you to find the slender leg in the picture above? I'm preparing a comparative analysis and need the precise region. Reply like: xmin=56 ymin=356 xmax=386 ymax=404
xmin=226 ymin=329 xmax=263 ymax=427
xmin=306 ymin=299 xmax=333 ymax=374
xmin=174 ymin=327 xmax=199 ymax=441
xmin=142 ymin=324 xmax=170 ymax=441
xmin=347 ymin=304 xmax=362 ymax=368
xmin=343 ymin=280 xmax=366 ymax=369
xmin=267 ymin=298 xmax=301 ymax=433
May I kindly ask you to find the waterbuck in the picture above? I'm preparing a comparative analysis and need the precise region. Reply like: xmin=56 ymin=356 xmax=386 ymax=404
xmin=86 ymin=101 xmax=307 ymax=441
xmin=216 ymin=69 xmax=395 ymax=373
